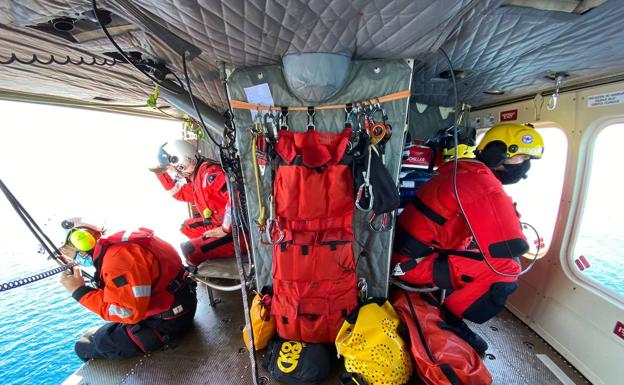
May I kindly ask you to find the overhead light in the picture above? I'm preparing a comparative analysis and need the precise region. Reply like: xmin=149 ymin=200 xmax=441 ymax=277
xmin=483 ymin=89 xmax=505 ymax=95
xmin=438 ymin=69 xmax=469 ymax=80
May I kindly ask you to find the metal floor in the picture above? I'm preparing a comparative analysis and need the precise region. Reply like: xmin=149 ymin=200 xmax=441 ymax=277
xmin=66 ymin=286 xmax=591 ymax=385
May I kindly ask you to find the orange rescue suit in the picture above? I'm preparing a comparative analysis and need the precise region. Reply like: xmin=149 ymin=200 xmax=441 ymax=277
xmin=392 ymin=160 xmax=528 ymax=323
xmin=75 ymin=228 xmax=184 ymax=323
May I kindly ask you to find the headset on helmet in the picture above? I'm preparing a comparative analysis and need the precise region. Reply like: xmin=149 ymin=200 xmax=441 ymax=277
xmin=475 ymin=123 xmax=544 ymax=167
xmin=157 ymin=140 xmax=198 ymax=176
xmin=60 ymin=217 xmax=104 ymax=252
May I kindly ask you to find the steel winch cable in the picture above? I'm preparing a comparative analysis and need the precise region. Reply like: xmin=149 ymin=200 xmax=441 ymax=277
xmin=0 ymin=178 xmax=94 ymax=282
xmin=439 ymin=48 xmax=540 ymax=278
xmin=0 ymin=262 xmax=79 ymax=292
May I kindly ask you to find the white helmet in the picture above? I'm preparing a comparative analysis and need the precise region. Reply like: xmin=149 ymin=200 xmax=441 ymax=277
xmin=157 ymin=140 xmax=198 ymax=177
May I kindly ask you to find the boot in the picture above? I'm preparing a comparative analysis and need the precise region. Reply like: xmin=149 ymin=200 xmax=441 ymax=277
xmin=439 ymin=306 xmax=489 ymax=355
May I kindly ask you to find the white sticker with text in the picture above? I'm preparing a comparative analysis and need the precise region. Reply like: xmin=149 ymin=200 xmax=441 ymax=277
xmin=587 ymin=91 xmax=624 ymax=107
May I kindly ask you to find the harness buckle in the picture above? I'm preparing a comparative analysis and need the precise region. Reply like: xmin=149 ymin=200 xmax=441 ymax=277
xmin=392 ymin=263 xmax=406 ymax=276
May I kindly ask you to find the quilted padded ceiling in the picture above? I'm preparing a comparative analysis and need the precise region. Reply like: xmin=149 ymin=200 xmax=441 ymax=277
xmin=0 ymin=0 xmax=474 ymax=112
xmin=413 ymin=0 xmax=624 ymax=106
xmin=0 ymin=0 xmax=623 ymax=110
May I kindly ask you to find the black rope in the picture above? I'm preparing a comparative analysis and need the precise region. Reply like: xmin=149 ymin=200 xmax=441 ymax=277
xmin=182 ymin=53 xmax=229 ymax=150
xmin=91 ymin=0 xmax=185 ymax=94
xmin=0 ymin=178 xmax=94 ymax=281
xmin=0 ymin=53 xmax=121 ymax=66
xmin=0 ymin=262 xmax=78 ymax=292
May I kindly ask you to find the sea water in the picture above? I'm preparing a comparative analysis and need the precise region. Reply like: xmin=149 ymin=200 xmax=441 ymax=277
xmin=0 ymin=252 xmax=102 ymax=385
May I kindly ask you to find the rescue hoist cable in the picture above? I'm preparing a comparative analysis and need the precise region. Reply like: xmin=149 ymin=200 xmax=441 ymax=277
xmin=225 ymin=170 xmax=260 ymax=385
xmin=1 ymin=262 xmax=79 ymax=292
xmin=216 ymin=67 xmax=259 ymax=384
xmin=0 ymin=178 xmax=94 ymax=282
xmin=439 ymin=48 xmax=540 ymax=278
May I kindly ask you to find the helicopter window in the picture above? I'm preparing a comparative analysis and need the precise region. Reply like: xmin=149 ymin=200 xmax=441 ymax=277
xmin=572 ymin=123 xmax=624 ymax=300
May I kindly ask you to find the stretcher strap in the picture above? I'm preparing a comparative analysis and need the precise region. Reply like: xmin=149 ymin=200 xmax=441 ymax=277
xmin=230 ymin=90 xmax=411 ymax=111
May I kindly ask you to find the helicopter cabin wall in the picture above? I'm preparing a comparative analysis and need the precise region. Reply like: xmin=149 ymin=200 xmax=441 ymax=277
xmin=473 ymin=81 xmax=624 ymax=385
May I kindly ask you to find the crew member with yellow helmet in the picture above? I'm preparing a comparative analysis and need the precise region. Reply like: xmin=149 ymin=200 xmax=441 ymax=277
xmin=391 ymin=123 xmax=544 ymax=354
xmin=58 ymin=218 xmax=197 ymax=361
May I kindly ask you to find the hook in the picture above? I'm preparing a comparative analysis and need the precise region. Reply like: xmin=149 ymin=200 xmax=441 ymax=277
xmin=546 ymin=74 xmax=564 ymax=111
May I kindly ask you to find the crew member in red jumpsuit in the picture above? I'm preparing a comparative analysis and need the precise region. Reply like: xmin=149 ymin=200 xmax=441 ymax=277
xmin=392 ymin=123 xmax=544 ymax=353
xmin=151 ymin=140 xmax=236 ymax=266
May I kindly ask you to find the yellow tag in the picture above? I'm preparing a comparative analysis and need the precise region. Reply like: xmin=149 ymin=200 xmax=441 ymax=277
xmin=203 ymin=208 xmax=213 ymax=219
xmin=277 ymin=341 xmax=302 ymax=373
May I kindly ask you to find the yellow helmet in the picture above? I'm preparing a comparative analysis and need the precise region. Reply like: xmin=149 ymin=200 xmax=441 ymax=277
xmin=60 ymin=217 xmax=104 ymax=252
xmin=68 ymin=229 xmax=97 ymax=252
xmin=476 ymin=123 xmax=544 ymax=161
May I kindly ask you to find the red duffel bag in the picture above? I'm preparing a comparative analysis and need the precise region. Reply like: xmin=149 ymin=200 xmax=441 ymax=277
xmin=392 ymin=290 xmax=492 ymax=385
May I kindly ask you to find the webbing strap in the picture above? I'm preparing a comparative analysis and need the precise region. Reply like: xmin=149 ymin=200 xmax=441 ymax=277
xmin=278 ymin=154 xmax=353 ymax=167
xmin=433 ymin=254 xmax=454 ymax=293
xmin=393 ymin=227 xmax=483 ymax=276
xmin=230 ymin=90 xmax=411 ymax=111
xmin=199 ymin=234 xmax=234 ymax=253
xmin=411 ymin=196 xmax=447 ymax=226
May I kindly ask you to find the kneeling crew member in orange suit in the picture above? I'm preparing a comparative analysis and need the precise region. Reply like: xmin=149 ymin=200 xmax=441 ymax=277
xmin=150 ymin=140 xmax=239 ymax=266
xmin=58 ymin=218 xmax=196 ymax=361
xmin=392 ymin=123 xmax=544 ymax=354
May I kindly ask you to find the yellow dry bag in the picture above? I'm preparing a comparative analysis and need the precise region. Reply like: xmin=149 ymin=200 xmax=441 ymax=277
xmin=335 ymin=299 xmax=413 ymax=385
xmin=243 ymin=294 xmax=276 ymax=351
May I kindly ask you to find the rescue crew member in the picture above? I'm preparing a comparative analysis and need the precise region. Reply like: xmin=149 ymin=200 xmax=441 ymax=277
xmin=150 ymin=140 xmax=236 ymax=266
xmin=392 ymin=123 xmax=544 ymax=354
xmin=58 ymin=218 xmax=197 ymax=361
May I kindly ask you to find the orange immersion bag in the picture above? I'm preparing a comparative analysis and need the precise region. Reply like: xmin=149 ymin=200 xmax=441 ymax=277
xmin=392 ymin=291 xmax=492 ymax=385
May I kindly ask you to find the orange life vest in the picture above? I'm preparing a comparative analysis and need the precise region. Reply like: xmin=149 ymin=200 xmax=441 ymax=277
xmin=91 ymin=228 xmax=185 ymax=319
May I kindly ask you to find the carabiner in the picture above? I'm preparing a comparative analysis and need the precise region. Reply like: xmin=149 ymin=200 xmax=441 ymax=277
xmin=369 ymin=211 xmax=394 ymax=232
xmin=265 ymin=218 xmax=285 ymax=244
xmin=355 ymin=145 xmax=374 ymax=212
xmin=307 ymin=106 xmax=315 ymax=131
xmin=263 ymin=196 xmax=285 ymax=244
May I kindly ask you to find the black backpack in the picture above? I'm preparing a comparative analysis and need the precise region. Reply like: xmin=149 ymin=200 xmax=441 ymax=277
xmin=263 ymin=338 xmax=333 ymax=385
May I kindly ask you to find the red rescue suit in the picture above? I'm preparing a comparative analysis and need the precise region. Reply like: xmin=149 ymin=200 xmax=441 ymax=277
xmin=156 ymin=160 xmax=229 ymax=231
xmin=156 ymin=160 xmax=238 ymax=265
xmin=392 ymin=160 xmax=528 ymax=323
